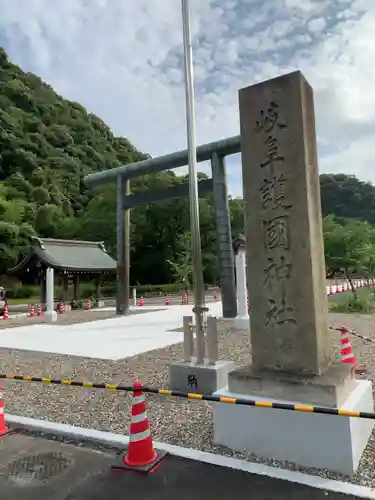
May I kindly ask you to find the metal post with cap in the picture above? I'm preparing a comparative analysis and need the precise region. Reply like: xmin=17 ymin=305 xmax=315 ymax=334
xmin=181 ymin=0 xmax=206 ymax=365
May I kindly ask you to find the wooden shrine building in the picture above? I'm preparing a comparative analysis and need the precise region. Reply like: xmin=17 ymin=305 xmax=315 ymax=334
xmin=8 ymin=237 xmax=116 ymax=304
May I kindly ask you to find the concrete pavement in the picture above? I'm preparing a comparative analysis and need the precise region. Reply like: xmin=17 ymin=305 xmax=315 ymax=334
xmin=0 ymin=302 xmax=223 ymax=359
xmin=0 ymin=430 xmax=370 ymax=500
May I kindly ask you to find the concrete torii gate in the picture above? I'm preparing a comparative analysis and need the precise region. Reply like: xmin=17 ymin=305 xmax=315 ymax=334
xmin=84 ymin=135 xmax=241 ymax=318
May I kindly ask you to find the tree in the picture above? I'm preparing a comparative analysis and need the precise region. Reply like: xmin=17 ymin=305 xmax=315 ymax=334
xmin=0 ymin=46 xmax=148 ymax=272
xmin=6 ymin=45 xmax=375 ymax=290
xmin=229 ymin=196 xmax=244 ymax=237
xmin=358 ymin=226 xmax=375 ymax=299
xmin=323 ymin=216 xmax=372 ymax=294
xmin=32 ymin=186 xmax=50 ymax=205
xmin=166 ymin=232 xmax=193 ymax=290
xmin=320 ymin=173 xmax=375 ymax=224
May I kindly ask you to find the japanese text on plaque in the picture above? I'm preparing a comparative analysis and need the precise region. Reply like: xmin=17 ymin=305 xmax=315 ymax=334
xmin=255 ymin=101 xmax=296 ymax=327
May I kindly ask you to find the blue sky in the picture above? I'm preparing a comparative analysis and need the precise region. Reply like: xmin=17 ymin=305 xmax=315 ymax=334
xmin=0 ymin=0 xmax=374 ymax=196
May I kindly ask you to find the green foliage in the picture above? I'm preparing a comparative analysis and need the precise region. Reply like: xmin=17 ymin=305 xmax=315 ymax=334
xmin=6 ymin=282 xmax=194 ymax=301
xmin=0 ymin=49 xmax=243 ymax=287
xmin=323 ymin=216 xmax=375 ymax=309
xmin=320 ymin=174 xmax=375 ymax=224
xmin=323 ymin=216 xmax=372 ymax=281
xmin=134 ymin=283 xmax=190 ymax=296
xmin=166 ymin=231 xmax=193 ymax=288
xmin=330 ymin=289 xmax=375 ymax=314
xmin=32 ymin=186 xmax=50 ymax=205
xmin=5 ymin=284 xmax=38 ymax=299
xmin=5 ymin=46 xmax=375 ymax=293
xmin=0 ymin=47 xmax=147 ymax=274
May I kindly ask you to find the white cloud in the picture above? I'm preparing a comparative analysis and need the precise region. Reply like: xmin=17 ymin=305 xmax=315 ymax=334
xmin=308 ymin=17 xmax=327 ymax=33
xmin=0 ymin=0 xmax=375 ymax=196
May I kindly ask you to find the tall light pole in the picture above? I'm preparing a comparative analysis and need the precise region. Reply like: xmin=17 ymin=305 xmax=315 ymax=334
xmin=181 ymin=0 xmax=206 ymax=364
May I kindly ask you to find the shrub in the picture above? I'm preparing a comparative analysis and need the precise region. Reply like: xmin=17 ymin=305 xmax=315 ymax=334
xmin=5 ymin=285 xmax=38 ymax=299
xmin=330 ymin=293 xmax=375 ymax=313
xmin=70 ymin=299 xmax=84 ymax=310
xmin=135 ymin=284 xmax=185 ymax=296
xmin=4 ymin=282 xmax=214 ymax=300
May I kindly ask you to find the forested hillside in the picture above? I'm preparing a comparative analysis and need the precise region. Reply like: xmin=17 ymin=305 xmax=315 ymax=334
xmin=0 ymin=47 xmax=147 ymax=270
xmin=320 ymin=174 xmax=375 ymax=225
xmin=1 ymin=46 xmax=375 ymax=286
xmin=0 ymin=47 xmax=243 ymax=284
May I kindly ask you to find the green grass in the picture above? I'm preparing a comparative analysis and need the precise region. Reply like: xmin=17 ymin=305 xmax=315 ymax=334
xmin=6 ymin=297 xmax=40 ymax=306
xmin=328 ymin=286 xmax=369 ymax=306
xmin=329 ymin=286 xmax=375 ymax=313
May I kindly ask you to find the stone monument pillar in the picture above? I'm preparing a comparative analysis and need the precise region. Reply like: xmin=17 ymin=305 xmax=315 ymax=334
xmin=212 ymin=71 xmax=374 ymax=475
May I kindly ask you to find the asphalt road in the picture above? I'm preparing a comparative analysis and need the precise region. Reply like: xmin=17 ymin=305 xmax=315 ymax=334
xmin=0 ymin=431 xmax=367 ymax=500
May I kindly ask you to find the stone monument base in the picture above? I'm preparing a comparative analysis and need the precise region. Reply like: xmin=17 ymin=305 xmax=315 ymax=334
xmin=233 ymin=315 xmax=250 ymax=330
xmin=228 ymin=363 xmax=356 ymax=407
xmin=212 ymin=380 xmax=374 ymax=475
xmin=44 ymin=310 xmax=57 ymax=322
xmin=168 ymin=359 xmax=235 ymax=394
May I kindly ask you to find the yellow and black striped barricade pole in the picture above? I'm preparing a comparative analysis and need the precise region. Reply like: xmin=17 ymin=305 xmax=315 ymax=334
xmin=1 ymin=374 xmax=375 ymax=421
xmin=329 ymin=325 xmax=375 ymax=345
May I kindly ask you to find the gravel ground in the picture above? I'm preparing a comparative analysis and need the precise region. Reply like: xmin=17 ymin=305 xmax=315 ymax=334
xmin=1 ymin=312 xmax=375 ymax=486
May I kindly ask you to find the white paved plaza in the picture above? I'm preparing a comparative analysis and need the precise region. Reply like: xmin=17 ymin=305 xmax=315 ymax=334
xmin=0 ymin=302 xmax=223 ymax=360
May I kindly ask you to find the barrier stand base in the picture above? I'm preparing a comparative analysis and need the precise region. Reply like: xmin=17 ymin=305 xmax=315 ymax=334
xmin=0 ymin=428 xmax=18 ymax=441
xmin=110 ymin=450 xmax=168 ymax=475
xmin=356 ymin=367 xmax=366 ymax=375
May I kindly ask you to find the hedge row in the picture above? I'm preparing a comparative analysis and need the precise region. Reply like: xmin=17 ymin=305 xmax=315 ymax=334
xmin=5 ymin=282 xmax=216 ymax=300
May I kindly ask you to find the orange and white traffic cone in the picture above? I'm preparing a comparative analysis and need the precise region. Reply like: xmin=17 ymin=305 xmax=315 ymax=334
xmin=37 ymin=304 xmax=43 ymax=317
xmin=139 ymin=297 xmax=145 ymax=307
xmin=340 ymin=326 xmax=365 ymax=374
xmin=87 ymin=298 xmax=92 ymax=311
xmin=183 ymin=293 xmax=188 ymax=305
xmin=165 ymin=295 xmax=170 ymax=306
xmin=29 ymin=305 xmax=35 ymax=318
xmin=329 ymin=285 xmax=333 ymax=296
xmin=3 ymin=304 xmax=8 ymax=320
xmin=0 ymin=384 xmax=9 ymax=439
xmin=111 ymin=380 xmax=167 ymax=474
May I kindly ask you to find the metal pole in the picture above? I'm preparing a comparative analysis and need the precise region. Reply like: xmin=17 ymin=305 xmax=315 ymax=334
xmin=181 ymin=0 xmax=206 ymax=364
xmin=116 ymin=175 xmax=125 ymax=315
xmin=124 ymin=179 xmax=131 ymax=315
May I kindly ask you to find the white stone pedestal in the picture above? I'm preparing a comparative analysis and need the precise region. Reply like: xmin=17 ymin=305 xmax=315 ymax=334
xmin=212 ymin=380 xmax=374 ymax=475
xmin=234 ymin=248 xmax=249 ymax=330
xmin=44 ymin=310 xmax=58 ymax=322
xmin=233 ymin=316 xmax=250 ymax=330
xmin=45 ymin=267 xmax=57 ymax=322
xmin=169 ymin=359 xmax=235 ymax=394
